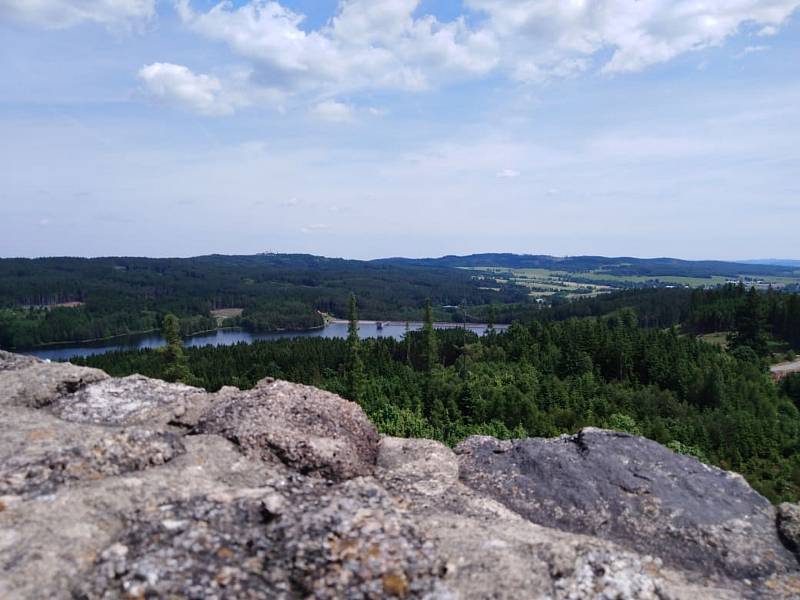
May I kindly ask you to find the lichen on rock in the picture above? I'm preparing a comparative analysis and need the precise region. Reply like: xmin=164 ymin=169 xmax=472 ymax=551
xmin=50 ymin=375 xmax=202 ymax=426
xmin=75 ymin=476 xmax=443 ymax=600
xmin=0 ymin=429 xmax=185 ymax=497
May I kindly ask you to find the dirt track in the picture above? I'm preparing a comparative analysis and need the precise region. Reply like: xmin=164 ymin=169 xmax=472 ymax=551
xmin=771 ymin=359 xmax=800 ymax=381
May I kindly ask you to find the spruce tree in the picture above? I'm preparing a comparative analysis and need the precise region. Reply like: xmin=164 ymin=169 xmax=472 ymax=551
xmin=422 ymin=299 xmax=438 ymax=373
xmin=421 ymin=299 xmax=440 ymax=419
xmin=731 ymin=287 xmax=769 ymax=356
xmin=487 ymin=304 xmax=496 ymax=333
xmin=160 ymin=313 xmax=192 ymax=384
xmin=404 ymin=321 xmax=412 ymax=366
xmin=346 ymin=293 xmax=366 ymax=400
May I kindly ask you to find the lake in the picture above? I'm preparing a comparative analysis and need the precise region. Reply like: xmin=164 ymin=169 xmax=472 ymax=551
xmin=22 ymin=321 xmax=507 ymax=361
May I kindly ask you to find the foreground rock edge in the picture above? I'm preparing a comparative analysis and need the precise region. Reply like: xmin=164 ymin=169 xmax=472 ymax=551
xmin=0 ymin=350 xmax=799 ymax=599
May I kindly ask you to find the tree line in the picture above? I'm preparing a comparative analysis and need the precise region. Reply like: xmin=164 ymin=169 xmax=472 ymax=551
xmin=0 ymin=254 xmax=528 ymax=348
xmin=687 ymin=283 xmax=800 ymax=355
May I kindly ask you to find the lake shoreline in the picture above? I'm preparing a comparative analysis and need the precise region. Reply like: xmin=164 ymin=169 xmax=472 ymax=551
xmin=10 ymin=329 xmax=163 ymax=350
xmin=16 ymin=315 xmax=504 ymax=352
xmin=10 ymin=324 xmax=325 ymax=352
xmin=18 ymin=320 xmax=509 ymax=362
xmin=325 ymin=318 xmax=503 ymax=328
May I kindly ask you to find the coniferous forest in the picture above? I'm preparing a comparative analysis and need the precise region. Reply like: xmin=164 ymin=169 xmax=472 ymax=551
xmin=73 ymin=284 xmax=800 ymax=504
xmin=2 ymin=253 xmax=797 ymax=349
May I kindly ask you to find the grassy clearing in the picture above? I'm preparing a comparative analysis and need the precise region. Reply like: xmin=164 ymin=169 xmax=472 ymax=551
xmin=211 ymin=308 xmax=244 ymax=325
xmin=698 ymin=332 xmax=730 ymax=349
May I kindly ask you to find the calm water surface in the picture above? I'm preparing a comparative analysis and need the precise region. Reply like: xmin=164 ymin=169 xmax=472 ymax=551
xmin=22 ymin=321 xmax=507 ymax=361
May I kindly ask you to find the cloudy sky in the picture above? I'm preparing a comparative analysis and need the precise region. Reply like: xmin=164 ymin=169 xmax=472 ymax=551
xmin=0 ymin=0 xmax=798 ymax=260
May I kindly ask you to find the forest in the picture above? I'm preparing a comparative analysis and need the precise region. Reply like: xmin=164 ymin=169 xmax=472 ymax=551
xmin=5 ymin=252 xmax=799 ymax=350
xmin=74 ymin=285 xmax=800 ymax=503
xmin=0 ymin=254 xmax=528 ymax=349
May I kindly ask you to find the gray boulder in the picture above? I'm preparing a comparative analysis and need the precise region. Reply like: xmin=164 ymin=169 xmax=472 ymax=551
xmin=195 ymin=378 xmax=380 ymax=481
xmin=456 ymin=429 xmax=797 ymax=580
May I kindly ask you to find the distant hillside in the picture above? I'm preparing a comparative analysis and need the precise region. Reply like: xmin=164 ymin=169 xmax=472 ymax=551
xmin=0 ymin=254 xmax=529 ymax=349
xmin=742 ymin=259 xmax=800 ymax=268
xmin=374 ymin=253 xmax=800 ymax=279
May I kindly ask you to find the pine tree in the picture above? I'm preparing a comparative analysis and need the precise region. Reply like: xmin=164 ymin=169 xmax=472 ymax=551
xmin=422 ymin=299 xmax=438 ymax=374
xmin=486 ymin=304 xmax=497 ymax=339
xmin=421 ymin=299 xmax=440 ymax=418
xmin=345 ymin=293 xmax=366 ymax=400
xmin=404 ymin=321 xmax=412 ymax=366
xmin=731 ymin=287 xmax=769 ymax=356
xmin=160 ymin=313 xmax=192 ymax=384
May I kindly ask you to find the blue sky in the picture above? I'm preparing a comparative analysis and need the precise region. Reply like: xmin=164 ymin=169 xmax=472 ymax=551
xmin=0 ymin=0 xmax=798 ymax=260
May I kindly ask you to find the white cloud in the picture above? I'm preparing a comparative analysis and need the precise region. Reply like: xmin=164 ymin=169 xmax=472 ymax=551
xmin=736 ymin=45 xmax=770 ymax=58
xmin=138 ymin=63 xmax=247 ymax=115
xmin=300 ymin=223 xmax=330 ymax=234
xmin=148 ymin=0 xmax=800 ymax=114
xmin=310 ymin=99 xmax=355 ymax=123
xmin=496 ymin=169 xmax=521 ymax=178
xmin=0 ymin=0 xmax=155 ymax=29
xmin=467 ymin=0 xmax=800 ymax=75
xmin=175 ymin=0 xmax=497 ymax=96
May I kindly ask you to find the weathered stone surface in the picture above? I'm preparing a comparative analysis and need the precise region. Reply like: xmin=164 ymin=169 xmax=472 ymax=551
xmin=0 ymin=435 xmax=283 ymax=599
xmin=74 ymin=493 xmax=286 ymax=600
xmin=0 ymin=351 xmax=107 ymax=409
xmin=778 ymin=503 xmax=800 ymax=553
xmin=456 ymin=429 xmax=797 ymax=581
xmin=0 ymin=350 xmax=38 ymax=372
xmin=0 ymin=428 xmax=184 ymax=497
xmin=2 ymin=353 xmax=800 ymax=599
xmin=377 ymin=436 xmax=752 ymax=600
xmin=75 ymin=476 xmax=444 ymax=600
xmin=377 ymin=436 xmax=459 ymax=497
xmin=195 ymin=378 xmax=380 ymax=481
xmin=51 ymin=375 xmax=202 ymax=426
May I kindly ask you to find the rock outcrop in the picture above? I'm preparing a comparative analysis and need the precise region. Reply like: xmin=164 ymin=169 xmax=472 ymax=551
xmin=1 ymin=350 xmax=799 ymax=599
xmin=456 ymin=432 xmax=795 ymax=580
xmin=194 ymin=378 xmax=380 ymax=481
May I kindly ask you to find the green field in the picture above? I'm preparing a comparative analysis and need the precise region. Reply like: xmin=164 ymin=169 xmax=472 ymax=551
xmin=467 ymin=267 xmax=612 ymax=298
xmin=466 ymin=266 xmax=800 ymax=299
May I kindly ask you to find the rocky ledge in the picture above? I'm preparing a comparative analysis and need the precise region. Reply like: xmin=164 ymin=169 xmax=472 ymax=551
xmin=1 ymin=350 xmax=800 ymax=599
